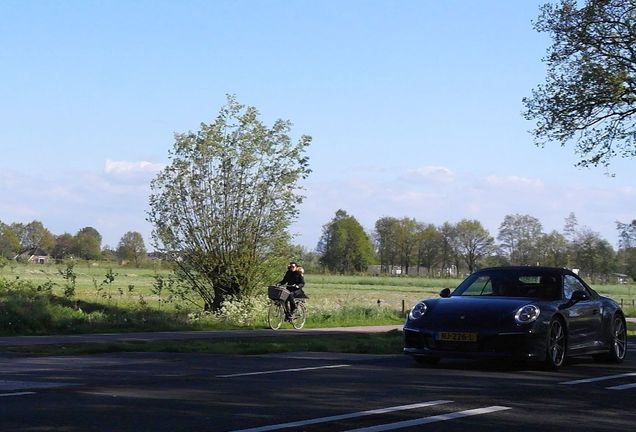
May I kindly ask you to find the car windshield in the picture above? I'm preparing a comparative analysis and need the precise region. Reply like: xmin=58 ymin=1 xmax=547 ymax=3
xmin=454 ymin=270 xmax=562 ymax=300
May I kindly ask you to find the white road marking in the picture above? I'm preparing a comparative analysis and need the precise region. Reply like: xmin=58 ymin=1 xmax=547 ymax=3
xmin=216 ymin=363 xmax=350 ymax=378
xmin=0 ymin=392 xmax=36 ymax=397
xmin=229 ymin=400 xmax=454 ymax=432
xmin=343 ymin=406 xmax=512 ymax=432
xmin=606 ymin=383 xmax=636 ymax=391
xmin=559 ymin=372 xmax=636 ymax=385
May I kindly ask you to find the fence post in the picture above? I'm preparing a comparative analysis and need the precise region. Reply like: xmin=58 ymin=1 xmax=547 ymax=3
xmin=402 ymin=299 xmax=405 ymax=315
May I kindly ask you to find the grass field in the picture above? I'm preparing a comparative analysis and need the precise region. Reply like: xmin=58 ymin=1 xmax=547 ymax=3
xmin=1 ymin=262 xmax=634 ymax=336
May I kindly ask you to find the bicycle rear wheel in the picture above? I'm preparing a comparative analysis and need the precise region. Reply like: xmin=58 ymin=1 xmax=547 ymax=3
xmin=291 ymin=301 xmax=307 ymax=329
xmin=268 ymin=301 xmax=285 ymax=330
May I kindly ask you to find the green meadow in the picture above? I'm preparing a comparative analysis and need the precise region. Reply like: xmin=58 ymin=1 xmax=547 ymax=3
xmin=0 ymin=262 xmax=634 ymax=336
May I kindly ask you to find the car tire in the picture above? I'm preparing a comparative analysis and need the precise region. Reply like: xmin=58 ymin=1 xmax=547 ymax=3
xmin=594 ymin=314 xmax=627 ymax=363
xmin=544 ymin=317 xmax=567 ymax=370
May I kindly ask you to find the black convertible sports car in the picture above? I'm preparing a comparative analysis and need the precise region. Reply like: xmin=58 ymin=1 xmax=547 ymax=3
xmin=403 ymin=266 xmax=627 ymax=369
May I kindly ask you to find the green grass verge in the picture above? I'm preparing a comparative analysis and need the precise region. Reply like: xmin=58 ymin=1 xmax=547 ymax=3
xmin=2 ymin=263 xmax=635 ymax=337
xmin=0 ymin=331 xmax=405 ymax=357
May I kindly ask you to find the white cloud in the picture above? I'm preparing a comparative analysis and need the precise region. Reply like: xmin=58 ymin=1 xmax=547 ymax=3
xmin=404 ymin=166 xmax=455 ymax=183
xmin=104 ymin=160 xmax=164 ymax=183
xmin=484 ymin=175 xmax=544 ymax=189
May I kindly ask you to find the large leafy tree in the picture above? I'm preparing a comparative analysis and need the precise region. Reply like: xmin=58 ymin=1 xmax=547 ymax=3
xmin=148 ymin=96 xmax=311 ymax=311
xmin=117 ymin=231 xmax=147 ymax=267
xmin=318 ymin=209 xmax=374 ymax=273
xmin=523 ymin=0 xmax=636 ymax=169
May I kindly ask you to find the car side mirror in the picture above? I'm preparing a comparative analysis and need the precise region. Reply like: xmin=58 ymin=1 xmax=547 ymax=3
xmin=440 ymin=288 xmax=451 ymax=298
xmin=570 ymin=290 xmax=589 ymax=302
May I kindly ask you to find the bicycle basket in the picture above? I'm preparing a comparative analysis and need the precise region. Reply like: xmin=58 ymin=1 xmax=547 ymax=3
xmin=268 ymin=285 xmax=290 ymax=301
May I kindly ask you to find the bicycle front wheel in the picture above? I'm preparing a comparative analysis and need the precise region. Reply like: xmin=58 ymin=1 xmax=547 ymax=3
xmin=268 ymin=301 xmax=285 ymax=330
xmin=291 ymin=301 xmax=307 ymax=329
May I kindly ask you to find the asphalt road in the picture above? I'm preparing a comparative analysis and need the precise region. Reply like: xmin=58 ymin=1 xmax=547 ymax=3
xmin=1 ymin=331 xmax=635 ymax=431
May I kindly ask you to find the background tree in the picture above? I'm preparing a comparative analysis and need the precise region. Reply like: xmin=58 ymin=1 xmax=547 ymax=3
xmin=148 ymin=96 xmax=311 ymax=311
xmin=101 ymin=245 xmax=118 ymax=262
xmin=454 ymin=219 xmax=495 ymax=273
xmin=563 ymin=212 xmax=579 ymax=242
xmin=537 ymin=230 xmax=569 ymax=267
xmin=117 ymin=231 xmax=147 ymax=267
xmin=11 ymin=220 xmax=55 ymax=253
xmin=374 ymin=217 xmax=400 ymax=273
xmin=497 ymin=214 xmax=544 ymax=265
xmin=616 ymin=220 xmax=636 ymax=279
xmin=523 ymin=0 xmax=636 ymax=169
xmin=51 ymin=233 xmax=76 ymax=260
xmin=415 ymin=223 xmax=442 ymax=277
xmin=287 ymin=244 xmax=321 ymax=274
xmin=394 ymin=217 xmax=418 ymax=275
xmin=74 ymin=227 xmax=102 ymax=260
xmin=317 ymin=210 xmax=374 ymax=273
xmin=617 ymin=220 xmax=636 ymax=249
xmin=438 ymin=222 xmax=460 ymax=276
xmin=0 ymin=224 xmax=21 ymax=259
xmin=571 ymin=227 xmax=616 ymax=280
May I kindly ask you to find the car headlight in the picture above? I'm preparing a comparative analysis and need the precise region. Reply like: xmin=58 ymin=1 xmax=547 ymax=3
xmin=514 ymin=304 xmax=540 ymax=324
xmin=409 ymin=302 xmax=428 ymax=320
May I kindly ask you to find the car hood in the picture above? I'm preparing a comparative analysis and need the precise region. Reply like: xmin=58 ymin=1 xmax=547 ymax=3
xmin=412 ymin=296 xmax=537 ymax=330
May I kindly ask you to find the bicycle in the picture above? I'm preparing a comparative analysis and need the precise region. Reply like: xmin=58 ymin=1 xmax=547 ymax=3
xmin=267 ymin=285 xmax=307 ymax=330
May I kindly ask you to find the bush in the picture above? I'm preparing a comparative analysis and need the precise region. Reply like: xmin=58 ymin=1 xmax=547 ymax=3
xmin=0 ymin=277 xmax=69 ymax=334
xmin=214 ymin=294 xmax=269 ymax=327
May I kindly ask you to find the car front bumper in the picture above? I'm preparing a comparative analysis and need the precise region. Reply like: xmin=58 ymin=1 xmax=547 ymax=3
xmin=403 ymin=325 xmax=548 ymax=361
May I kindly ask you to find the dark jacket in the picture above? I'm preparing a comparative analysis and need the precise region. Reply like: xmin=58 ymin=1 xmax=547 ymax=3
xmin=279 ymin=270 xmax=305 ymax=291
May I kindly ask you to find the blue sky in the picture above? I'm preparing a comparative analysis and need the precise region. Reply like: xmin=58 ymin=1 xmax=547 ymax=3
xmin=1 ymin=0 xmax=634 ymax=251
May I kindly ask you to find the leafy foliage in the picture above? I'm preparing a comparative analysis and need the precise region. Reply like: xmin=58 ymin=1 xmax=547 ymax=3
xmin=117 ymin=231 xmax=147 ymax=266
xmin=524 ymin=0 xmax=636 ymax=169
xmin=454 ymin=219 xmax=495 ymax=273
xmin=497 ymin=214 xmax=544 ymax=265
xmin=74 ymin=227 xmax=102 ymax=260
xmin=318 ymin=210 xmax=375 ymax=273
xmin=148 ymin=95 xmax=311 ymax=310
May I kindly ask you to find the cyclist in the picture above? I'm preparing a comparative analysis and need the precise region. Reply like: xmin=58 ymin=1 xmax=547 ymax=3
xmin=278 ymin=262 xmax=305 ymax=319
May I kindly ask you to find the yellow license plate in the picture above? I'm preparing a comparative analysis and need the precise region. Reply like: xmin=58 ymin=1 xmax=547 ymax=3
xmin=438 ymin=332 xmax=478 ymax=342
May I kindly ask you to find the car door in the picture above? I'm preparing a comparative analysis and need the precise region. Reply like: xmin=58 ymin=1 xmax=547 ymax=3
xmin=563 ymin=275 xmax=603 ymax=351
